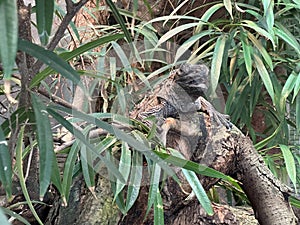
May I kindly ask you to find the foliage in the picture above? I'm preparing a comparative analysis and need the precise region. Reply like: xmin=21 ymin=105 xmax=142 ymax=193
xmin=0 ymin=0 xmax=300 ymax=224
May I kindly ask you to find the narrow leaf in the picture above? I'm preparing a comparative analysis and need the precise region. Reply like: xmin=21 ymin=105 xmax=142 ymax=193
xmin=18 ymin=39 xmax=82 ymax=88
xmin=182 ymin=169 xmax=213 ymax=215
xmin=253 ymin=52 xmax=275 ymax=102
xmin=211 ymin=35 xmax=227 ymax=96
xmin=279 ymin=144 xmax=297 ymax=191
xmin=36 ymin=0 xmax=54 ymax=45
xmin=146 ymin=163 xmax=161 ymax=215
xmin=0 ymin=208 xmax=11 ymax=225
xmin=242 ymin=20 xmax=275 ymax=48
xmin=0 ymin=0 xmax=18 ymax=78
xmin=30 ymin=34 xmax=124 ymax=88
xmin=46 ymin=108 xmax=125 ymax=183
xmin=126 ymin=151 xmax=143 ymax=212
xmin=296 ymin=94 xmax=300 ymax=133
xmin=106 ymin=0 xmax=132 ymax=43
xmin=247 ymin=32 xmax=273 ymax=70
xmin=224 ymin=0 xmax=233 ymax=19
xmin=16 ymin=126 xmax=43 ymax=224
xmin=62 ymin=141 xmax=80 ymax=204
xmin=115 ymin=142 xmax=131 ymax=198
xmin=154 ymin=189 xmax=164 ymax=225
xmin=31 ymin=94 xmax=54 ymax=198
xmin=274 ymin=26 xmax=300 ymax=56
xmin=240 ymin=30 xmax=252 ymax=78
xmin=157 ymin=23 xmax=199 ymax=46
xmin=0 ymin=127 xmax=12 ymax=198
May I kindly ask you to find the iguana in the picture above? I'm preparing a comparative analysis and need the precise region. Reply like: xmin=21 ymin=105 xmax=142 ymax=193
xmin=130 ymin=63 xmax=232 ymax=146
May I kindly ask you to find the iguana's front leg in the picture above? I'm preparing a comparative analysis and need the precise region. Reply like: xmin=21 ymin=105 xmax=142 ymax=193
xmin=194 ymin=96 xmax=232 ymax=130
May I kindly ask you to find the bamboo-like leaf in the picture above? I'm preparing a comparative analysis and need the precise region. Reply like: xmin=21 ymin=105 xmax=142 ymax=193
xmin=153 ymin=150 xmax=236 ymax=183
xmin=16 ymin=126 xmax=43 ymax=225
xmin=240 ymin=30 xmax=253 ymax=78
xmin=80 ymin=125 xmax=95 ymax=190
xmin=106 ymin=0 xmax=132 ymax=43
xmin=30 ymin=34 xmax=124 ymax=88
xmin=1 ymin=206 xmax=30 ymax=225
xmin=46 ymin=108 xmax=125 ymax=183
xmin=115 ymin=142 xmax=131 ymax=198
xmin=183 ymin=169 xmax=213 ymax=215
xmin=211 ymin=35 xmax=227 ymax=96
xmin=296 ymin=94 xmax=300 ymax=133
xmin=262 ymin=0 xmax=274 ymax=32
xmin=0 ymin=208 xmax=11 ymax=225
xmin=157 ymin=23 xmax=199 ymax=46
xmin=252 ymin=52 xmax=275 ymax=102
xmin=175 ymin=30 xmax=212 ymax=63
xmin=279 ymin=144 xmax=297 ymax=191
xmin=36 ymin=0 xmax=54 ymax=45
xmin=80 ymin=143 xmax=95 ymax=189
xmin=48 ymin=105 xmax=176 ymax=179
xmin=154 ymin=188 xmax=164 ymax=225
xmin=274 ymin=25 xmax=300 ymax=56
xmin=146 ymin=163 xmax=161 ymax=216
xmin=0 ymin=107 xmax=33 ymax=137
xmin=0 ymin=0 xmax=18 ymax=78
xmin=171 ymin=150 xmax=213 ymax=215
xmin=224 ymin=0 xmax=233 ymax=19
xmin=18 ymin=39 xmax=82 ymax=88
xmin=292 ymin=71 xmax=300 ymax=102
xmin=280 ymin=73 xmax=297 ymax=111
xmin=31 ymin=94 xmax=54 ymax=198
xmin=61 ymin=141 xmax=80 ymax=204
xmin=126 ymin=151 xmax=143 ymax=212
xmin=0 ymin=127 xmax=12 ymax=198
xmin=247 ymin=31 xmax=273 ymax=70
xmin=242 ymin=20 xmax=275 ymax=48
xmin=196 ymin=3 xmax=224 ymax=32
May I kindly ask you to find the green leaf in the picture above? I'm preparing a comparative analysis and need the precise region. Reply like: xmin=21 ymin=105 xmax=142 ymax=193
xmin=247 ymin=32 xmax=273 ymax=70
xmin=36 ymin=0 xmax=54 ymax=45
xmin=224 ymin=0 xmax=233 ymax=19
xmin=154 ymin=188 xmax=164 ymax=225
xmin=175 ymin=30 xmax=212 ymax=63
xmin=242 ymin=20 xmax=275 ymax=48
xmin=126 ymin=151 xmax=143 ymax=212
xmin=240 ymin=30 xmax=253 ymax=78
xmin=0 ymin=0 xmax=18 ymax=78
xmin=1 ymin=206 xmax=30 ymax=225
xmin=0 ymin=107 xmax=33 ymax=137
xmin=115 ymin=142 xmax=131 ymax=198
xmin=31 ymin=94 xmax=55 ymax=198
xmin=16 ymin=126 xmax=43 ymax=225
xmin=279 ymin=144 xmax=297 ymax=191
xmin=146 ymin=162 xmax=161 ymax=216
xmin=157 ymin=22 xmax=199 ymax=46
xmin=211 ymin=35 xmax=227 ymax=96
xmin=196 ymin=3 xmax=224 ymax=32
xmin=48 ymin=105 xmax=176 ymax=179
xmin=252 ymin=52 xmax=275 ymax=102
xmin=0 ymin=208 xmax=11 ymax=225
xmin=154 ymin=150 xmax=235 ymax=183
xmin=274 ymin=25 xmax=300 ymax=56
xmin=171 ymin=150 xmax=213 ymax=215
xmin=0 ymin=127 xmax=12 ymax=198
xmin=30 ymin=33 xmax=124 ymax=88
xmin=296 ymin=94 xmax=300 ymax=133
xmin=18 ymin=39 xmax=82 ymax=88
xmin=280 ymin=73 xmax=297 ymax=111
xmin=46 ymin=108 xmax=125 ymax=183
xmin=62 ymin=141 xmax=80 ymax=204
xmin=106 ymin=0 xmax=132 ymax=43
xmin=182 ymin=169 xmax=213 ymax=215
